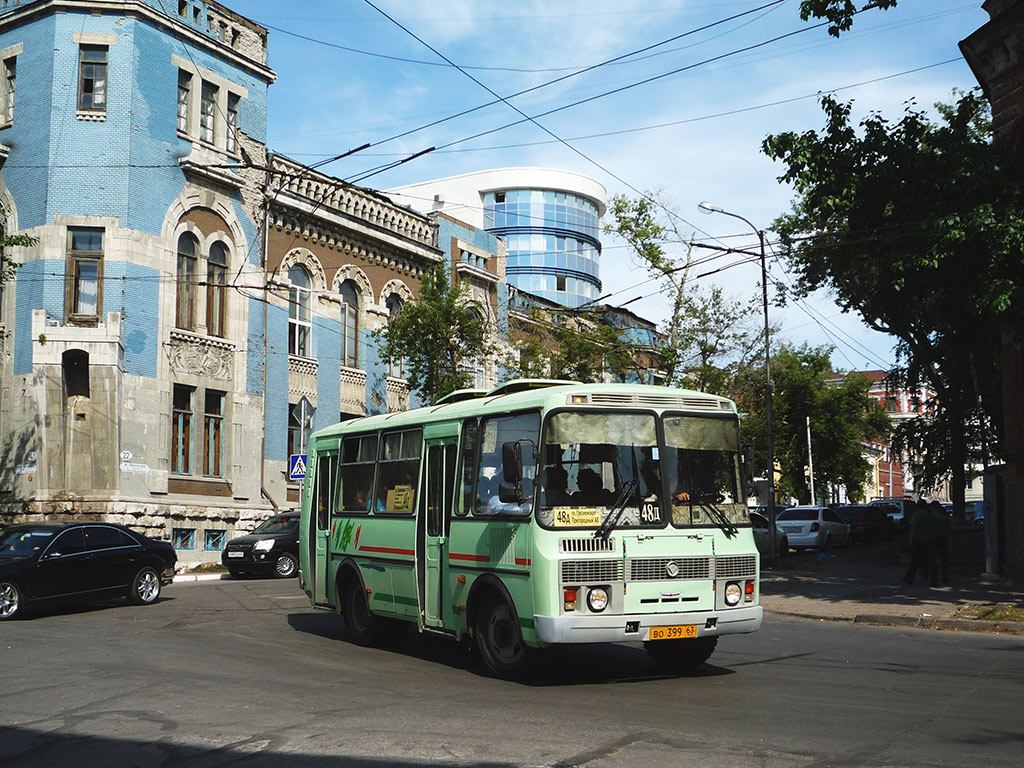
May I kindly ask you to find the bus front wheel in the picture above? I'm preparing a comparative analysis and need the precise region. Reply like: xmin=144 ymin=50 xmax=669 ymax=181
xmin=644 ymin=636 xmax=718 ymax=675
xmin=475 ymin=595 xmax=533 ymax=680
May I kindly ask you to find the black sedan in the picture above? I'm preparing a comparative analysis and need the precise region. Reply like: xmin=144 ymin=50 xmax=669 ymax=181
xmin=221 ymin=512 xmax=299 ymax=579
xmin=0 ymin=522 xmax=176 ymax=620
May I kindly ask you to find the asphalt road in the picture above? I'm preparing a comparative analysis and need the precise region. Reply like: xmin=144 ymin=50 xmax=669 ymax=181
xmin=1 ymin=577 xmax=1022 ymax=767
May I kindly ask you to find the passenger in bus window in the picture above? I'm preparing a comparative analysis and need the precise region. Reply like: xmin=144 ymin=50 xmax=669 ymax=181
xmin=352 ymin=488 xmax=369 ymax=511
xmin=573 ymin=468 xmax=612 ymax=506
xmin=541 ymin=466 xmax=571 ymax=507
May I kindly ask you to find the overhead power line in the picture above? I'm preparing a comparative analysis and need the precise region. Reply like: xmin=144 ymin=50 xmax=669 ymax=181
xmin=310 ymin=1 xmax=789 ymax=168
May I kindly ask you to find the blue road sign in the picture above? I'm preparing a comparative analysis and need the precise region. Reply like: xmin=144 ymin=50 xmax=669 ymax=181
xmin=288 ymin=454 xmax=308 ymax=482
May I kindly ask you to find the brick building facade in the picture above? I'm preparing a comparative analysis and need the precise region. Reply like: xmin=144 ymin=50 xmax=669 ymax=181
xmin=960 ymin=0 xmax=1024 ymax=576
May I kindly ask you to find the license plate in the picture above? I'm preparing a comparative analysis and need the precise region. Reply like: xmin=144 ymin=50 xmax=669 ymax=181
xmin=227 ymin=551 xmax=244 ymax=558
xmin=649 ymin=624 xmax=698 ymax=641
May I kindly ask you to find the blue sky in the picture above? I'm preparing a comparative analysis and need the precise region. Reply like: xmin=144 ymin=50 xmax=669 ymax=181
xmin=228 ymin=0 xmax=989 ymax=372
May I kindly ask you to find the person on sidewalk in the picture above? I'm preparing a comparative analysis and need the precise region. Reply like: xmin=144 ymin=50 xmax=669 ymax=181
xmin=930 ymin=500 xmax=952 ymax=584
xmin=903 ymin=498 xmax=937 ymax=586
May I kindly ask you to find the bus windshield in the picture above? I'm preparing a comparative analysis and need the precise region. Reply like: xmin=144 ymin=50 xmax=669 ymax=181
xmin=538 ymin=412 xmax=663 ymax=529
xmin=663 ymin=415 xmax=747 ymax=526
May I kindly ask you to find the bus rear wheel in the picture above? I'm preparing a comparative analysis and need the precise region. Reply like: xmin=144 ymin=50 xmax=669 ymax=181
xmin=342 ymin=577 xmax=381 ymax=646
xmin=475 ymin=594 xmax=534 ymax=680
xmin=644 ymin=636 xmax=718 ymax=675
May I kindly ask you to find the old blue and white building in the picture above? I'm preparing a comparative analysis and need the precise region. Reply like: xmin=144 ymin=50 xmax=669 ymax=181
xmin=0 ymin=0 xmax=504 ymax=565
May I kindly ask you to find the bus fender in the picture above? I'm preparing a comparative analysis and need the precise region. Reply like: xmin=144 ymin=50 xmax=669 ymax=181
xmin=333 ymin=558 xmax=367 ymax=615
xmin=465 ymin=574 xmax=521 ymax=640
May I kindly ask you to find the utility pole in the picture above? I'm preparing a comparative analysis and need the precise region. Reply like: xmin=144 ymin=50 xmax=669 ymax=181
xmin=806 ymin=415 xmax=815 ymax=505
xmin=698 ymin=201 xmax=775 ymax=562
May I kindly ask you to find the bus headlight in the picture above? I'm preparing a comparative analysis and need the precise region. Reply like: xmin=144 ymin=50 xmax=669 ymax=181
xmin=587 ymin=587 xmax=609 ymax=612
xmin=724 ymin=582 xmax=742 ymax=606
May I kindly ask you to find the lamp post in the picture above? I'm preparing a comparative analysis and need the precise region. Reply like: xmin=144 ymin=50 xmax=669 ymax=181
xmin=698 ymin=202 xmax=776 ymax=563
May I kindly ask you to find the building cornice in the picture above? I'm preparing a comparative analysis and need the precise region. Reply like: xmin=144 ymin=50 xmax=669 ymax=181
xmin=0 ymin=1 xmax=276 ymax=84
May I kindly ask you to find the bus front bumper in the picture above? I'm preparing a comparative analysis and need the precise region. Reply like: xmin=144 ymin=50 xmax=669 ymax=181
xmin=534 ymin=605 xmax=763 ymax=645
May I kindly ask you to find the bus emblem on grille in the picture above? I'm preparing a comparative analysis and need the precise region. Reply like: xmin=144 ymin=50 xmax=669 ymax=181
xmin=665 ymin=561 xmax=680 ymax=578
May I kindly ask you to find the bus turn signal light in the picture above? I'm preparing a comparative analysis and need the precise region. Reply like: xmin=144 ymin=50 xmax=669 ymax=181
xmin=564 ymin=588 xmax=578 ymax=611
xmin=745 ymin=580 xmax=755 ymax=602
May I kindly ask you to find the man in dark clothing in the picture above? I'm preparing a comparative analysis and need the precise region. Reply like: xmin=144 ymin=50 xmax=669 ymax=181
xmin=930 ymin=500 xmax=952 ymax=584
xmin=903 ymin=498 xmax=937 ymax=586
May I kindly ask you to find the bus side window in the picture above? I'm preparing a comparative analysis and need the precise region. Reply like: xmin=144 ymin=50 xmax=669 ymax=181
xmin=457 ymin=419 xmax=478 ymax=517
xmin=374 ymin=428 xmax=422 ymax=514
xmin=339 ymin=434 xmax=377 ymax=513
xmin=316 ymin=453 xmax=336 ymax=529
xmin=474 ymin=412 xmax=539 ymax=516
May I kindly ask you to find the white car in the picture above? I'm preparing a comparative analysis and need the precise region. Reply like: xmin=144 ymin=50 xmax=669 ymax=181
xmin=749 ymin=511 xmax=789 ymax=558
xmin=775 ymin=506 xmax=851 ymax=551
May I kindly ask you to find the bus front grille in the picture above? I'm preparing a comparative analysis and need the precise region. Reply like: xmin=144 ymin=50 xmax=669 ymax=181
xmin=561 ymin=559 xmax=624 ymax=584
xmin=559 ymin=537 xmax=616 ymax=554
xmin=628 ymin=557 xmax=711 ymax=581
xmin=714 ymin=555 xmax=757 ymax=579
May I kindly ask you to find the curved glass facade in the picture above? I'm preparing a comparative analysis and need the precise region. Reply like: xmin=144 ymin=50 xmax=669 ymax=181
xmin=483 ymin=188 xmax=602 ymax=307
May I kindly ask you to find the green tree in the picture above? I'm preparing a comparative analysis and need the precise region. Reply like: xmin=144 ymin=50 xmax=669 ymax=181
xmin=375 ymin=264 xmax=491 ymax=404
xmin=734 ymin=345 xmax=890 ymax=503
xmin=762 ymin=91 xmax=1024 ymax=514
xmin=1 ymin=230 xmax=38 ymax=336
xmin=800 ymin=0 xmax=898 ymax=37
xmin=605 ymin=193 xmax=765 ymax=394
xmin=506 ymin=309 xmax=644 ymax=384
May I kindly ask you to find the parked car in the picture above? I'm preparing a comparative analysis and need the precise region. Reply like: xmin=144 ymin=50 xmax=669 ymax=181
xmin=0 ymin=522 xmax=176 ymax=621
xmin=870 ymin=498 xmax=915 ymax=529
xmin=221 ymin=512 xmax=299 ymax=579
xmin=971 ymin=500 xmax=985 ymax=526
xmin=838 ymin=505 xmax=897 ymax=543
xmin=775 ymin=506 xmax=851 ymax=551
xmin=749 ymin=511 xmax=789 ymax=557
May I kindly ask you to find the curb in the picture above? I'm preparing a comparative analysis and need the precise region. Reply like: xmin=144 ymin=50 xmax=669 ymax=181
xmin=766 ymin=607 xmax=1024 ymax=635
xmin=173 ymin=573 xmax=230 ymax=583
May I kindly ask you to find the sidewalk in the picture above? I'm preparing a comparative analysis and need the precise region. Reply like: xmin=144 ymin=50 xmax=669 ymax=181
xmin=759 ymin=528 xmax=1024 ymax=635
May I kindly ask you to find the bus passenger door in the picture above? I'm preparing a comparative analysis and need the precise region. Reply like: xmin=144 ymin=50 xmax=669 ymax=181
xmin=420 ymin=439 xmax=457 ymax=628
xmin=311 ymin=453 xmax=336 ymax=606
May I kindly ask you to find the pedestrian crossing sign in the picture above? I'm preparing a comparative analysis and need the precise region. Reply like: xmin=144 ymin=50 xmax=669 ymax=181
xmin=289 ymin=454 xmax=308 ymax=482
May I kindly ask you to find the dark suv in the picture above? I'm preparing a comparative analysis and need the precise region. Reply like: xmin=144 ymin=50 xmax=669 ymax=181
xmin=839 ymin=505 xmax=897 ymax=543
xmin=221 ymin=513 xmax=299 ymax=579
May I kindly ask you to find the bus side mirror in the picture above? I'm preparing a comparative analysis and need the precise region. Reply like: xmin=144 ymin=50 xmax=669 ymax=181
xmin=500 ymin=441 xmax=525 ymax=503
xmin=742 ymin=444 xmax=755 ymax=483
xmin=741 ymin=444 xmax=756 ymax=498
xmin=502 ymin=441 xmax=523 ymax=484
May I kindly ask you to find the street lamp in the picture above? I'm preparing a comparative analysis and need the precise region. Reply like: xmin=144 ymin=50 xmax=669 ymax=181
xmin=698 ymin=201 xmax=777 ymax=564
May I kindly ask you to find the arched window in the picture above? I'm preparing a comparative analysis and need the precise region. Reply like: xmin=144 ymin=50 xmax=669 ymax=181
xmin=206 ymin=241 xmax=228 ymax=338
xmin=62 ymin=349 xmax=90 ymax=399
xmin=288 ymin=264 xmax=312 ymax=357
xmin=176 ymin=233 xmax=199 ymax=330
xmin=386 ymin=293 xmax=405 ymax=378
xmin=339 ymin=279 xmax=359 ymax=368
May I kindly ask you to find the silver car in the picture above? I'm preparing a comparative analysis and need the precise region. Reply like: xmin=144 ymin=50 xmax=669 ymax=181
xmin=775 ymin=506 xmax=851 ymax=551
xmin=749 ymin=511 xmax=789 ymax=558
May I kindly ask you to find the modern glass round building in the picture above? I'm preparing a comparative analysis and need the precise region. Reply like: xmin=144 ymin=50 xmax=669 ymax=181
xmin=387 ymin=168 xmax=607 ymax=308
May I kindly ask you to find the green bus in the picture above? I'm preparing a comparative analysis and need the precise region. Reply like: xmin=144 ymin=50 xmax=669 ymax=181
xmin=299 ymin=380 xmax=762 ymax=678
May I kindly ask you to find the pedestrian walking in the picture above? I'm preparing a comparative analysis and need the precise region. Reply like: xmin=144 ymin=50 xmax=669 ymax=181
xmin=930 ymin=500 xmax=952 ymax=584
xmin=903 ymin=498 xmax=937 ymax=586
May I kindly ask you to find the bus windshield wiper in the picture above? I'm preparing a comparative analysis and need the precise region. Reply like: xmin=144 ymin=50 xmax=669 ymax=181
xmin=696 ymin=499 xmax=738 ymax=538
xmin=594 ymin=480 xmax=635 ymax=540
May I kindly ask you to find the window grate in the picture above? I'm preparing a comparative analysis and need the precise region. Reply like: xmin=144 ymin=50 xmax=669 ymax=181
xmin=587 ymin=393 xmax=725 ymax=411
xmin=559 ymin=537 xmax=616 ymax=554
xmin=561 ymin=559 xmax=623 ymax=584
xmin=628 ymin=557 xmax=711 ymax=582
xmin=715 ymin=555 xmax=757 ymax=579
